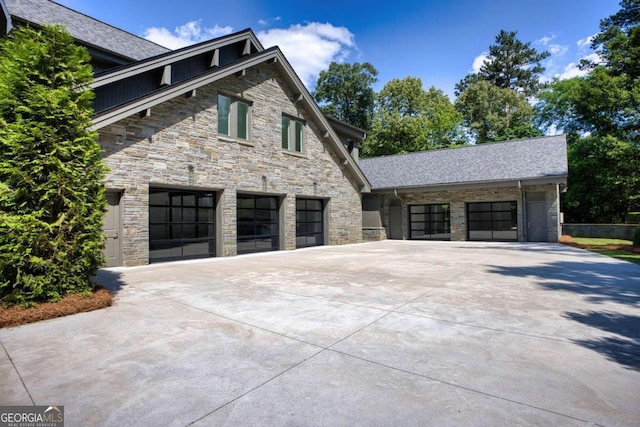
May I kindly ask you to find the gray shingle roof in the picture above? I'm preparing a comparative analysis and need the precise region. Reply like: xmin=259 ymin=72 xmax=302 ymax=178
xmin=358 ymin=135 xmax=568 ymax=190
xmin=5 ymin=0 xmax=169 ymax=60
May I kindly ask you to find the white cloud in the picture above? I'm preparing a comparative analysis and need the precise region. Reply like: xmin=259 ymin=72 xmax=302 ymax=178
xmin=143 ymin=21 xmax=233 ymax=49
xmin=537 ymin=33 xmax=556 ymax=45
xmin=257 ymin=22 xmax=356 ymax=87
xmin=577 ymin=34 xmax=597 ymax=51
xmin=554 ymin=53 xmax=602 ymax=80
xmin=471 ymin=53 xmax=488 ymax=73
xmin=548 ymin=44 xmax=568 ymax=56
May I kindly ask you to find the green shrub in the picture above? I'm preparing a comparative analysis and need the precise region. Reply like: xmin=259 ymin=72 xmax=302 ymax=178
xmin=0 ymin=25 xmax=107 ymax=306
xmin=634 ymin=225 xmax=640 ymax=248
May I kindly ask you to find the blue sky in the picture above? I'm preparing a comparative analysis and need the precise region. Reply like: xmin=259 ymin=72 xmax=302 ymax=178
xmin=58 ymin=0 xmax=620 ymax=99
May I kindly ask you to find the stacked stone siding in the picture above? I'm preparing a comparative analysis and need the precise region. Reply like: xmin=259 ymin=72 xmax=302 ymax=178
xmin=379 ymin=184 xmax=560 ymax=242
xmin=99 ymin=64 xmax=362 ymax=265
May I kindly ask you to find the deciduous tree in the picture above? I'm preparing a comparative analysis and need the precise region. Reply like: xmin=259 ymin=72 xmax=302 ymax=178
xmin=455 ymin=81 xmax=541 ymax=144
xmin=312 ymin=62 xmax=378 ymax=130
xmin=363 ymin=77 xmax=463 ymax=157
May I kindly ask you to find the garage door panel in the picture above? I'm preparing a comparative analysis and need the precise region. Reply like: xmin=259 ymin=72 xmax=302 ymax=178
xmin=237 ymin=195 xmax=279 ymax=254
xmin=149 ymin=188 xmax=216 ymax=263
xmin=296 ymin=198 xmax=324 ymax=248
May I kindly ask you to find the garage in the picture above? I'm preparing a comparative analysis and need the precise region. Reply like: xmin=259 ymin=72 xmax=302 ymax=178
xmin=467 ymin=201 xmax=517 ymax=241
xmin=237 ymin=194 xmax=280 ymax=254
xmin=296 ymin=198 xmax=324 ymax=248
xmin=149 ymin=188 xmax=216 ymax=263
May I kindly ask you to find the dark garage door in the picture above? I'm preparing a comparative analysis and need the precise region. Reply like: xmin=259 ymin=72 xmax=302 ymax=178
xmin=149 ymin=188 xmax=216 ymax=263
xmin=409 ymin=204 xmax=451 ymax=240
xmin=237 ymin=195 xmax=279 ymax=254
xmin=296 ymin=198 xmax=324 ymax=248
xmin=467 ymin=201 xmax=517 ymax=241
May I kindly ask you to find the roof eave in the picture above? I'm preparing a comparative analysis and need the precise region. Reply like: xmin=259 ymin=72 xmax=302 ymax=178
xmin=91 ymin=29 xmax=262 ymax=88
xmin=370 ymin=175 xmax=568 ymax=193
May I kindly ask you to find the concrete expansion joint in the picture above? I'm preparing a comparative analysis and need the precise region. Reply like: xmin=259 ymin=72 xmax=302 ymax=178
xmin=324 ymin=348 xmax=590 ymax=425
xmin=0 ymin=339 xmax=35 ymax=405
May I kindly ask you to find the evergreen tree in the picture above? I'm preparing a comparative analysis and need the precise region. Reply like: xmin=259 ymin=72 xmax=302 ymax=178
xmin=0 ymin=25 xmax=107 ymax=305
xmin=456 ymin=30 xmax=550 ymax=97
xmin=479 ymin=30 xmax=550 ymax=97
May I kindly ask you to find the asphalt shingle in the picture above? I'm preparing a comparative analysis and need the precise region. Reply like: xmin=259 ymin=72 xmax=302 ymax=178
xmin=358 ymin=135 xmax=568 ymax=190
xmin=5 ymin=0 xmax=169 ymax=61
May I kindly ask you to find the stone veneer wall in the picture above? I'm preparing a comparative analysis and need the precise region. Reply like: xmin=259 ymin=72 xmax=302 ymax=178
xmin=362 ymin=227 xmax=387 ymax=241
xmin=378 ymin=184 xmax=560 ymax=242
xmin=98 ymin=63 xmax=362 ymax=265
xmin=562 ymin=224 xmax=637 ymax=240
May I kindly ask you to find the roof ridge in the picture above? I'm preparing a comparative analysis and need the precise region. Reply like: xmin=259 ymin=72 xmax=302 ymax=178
xmin=359 ymin=134 xmax=566 ymax=162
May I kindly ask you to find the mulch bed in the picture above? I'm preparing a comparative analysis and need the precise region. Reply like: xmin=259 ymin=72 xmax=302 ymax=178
xmin=0 ymin=286 xmax=112 ymax=328
xmin=559 ymin=235 xmax=640 ymax=253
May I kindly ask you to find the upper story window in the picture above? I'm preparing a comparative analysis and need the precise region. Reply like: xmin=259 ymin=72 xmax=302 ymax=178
xmin=281 ymin=115 xmax=304 ymax=153
xmin=218 ymin=94 xmax=250 ymax=141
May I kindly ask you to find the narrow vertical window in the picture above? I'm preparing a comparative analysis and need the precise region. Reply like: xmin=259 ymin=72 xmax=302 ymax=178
xmin=282 ymin=116 xmax=290 ymax=149
xmin=236 ymin=101 xmax=249 ymax=140
xmin=217 ymin=94 xmax=231 ymax=136
xmin=295 ymin=121 xmax=303 ymax=152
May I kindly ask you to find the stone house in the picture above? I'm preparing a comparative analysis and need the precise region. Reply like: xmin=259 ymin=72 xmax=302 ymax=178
xmin=2 ymin=0 xmax=568 ymax=267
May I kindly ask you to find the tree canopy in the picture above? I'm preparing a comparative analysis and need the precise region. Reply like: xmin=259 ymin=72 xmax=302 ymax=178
xmin=537 ymin=0 xmax=640 ymax=223
xmin=456 ymin=30 xmax=550 ymax=97
xmin=454 ymin=30 xmax=547 ymax=143
xmin=0 ymin=25 xmax=107 ymax=305
xmin=312 ymin=61 xmax=378 ymax=130
xmin=455 ymin=80 xmax=542 ymax=144
xmin=362 ymin=77 xmax=463 ymax=157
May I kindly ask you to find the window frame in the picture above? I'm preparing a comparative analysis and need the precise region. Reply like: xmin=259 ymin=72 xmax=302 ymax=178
xmin=281 ymin=114 xmax=305 ymax=153
xmin=217 ymin=93 xmax=251 ymax=141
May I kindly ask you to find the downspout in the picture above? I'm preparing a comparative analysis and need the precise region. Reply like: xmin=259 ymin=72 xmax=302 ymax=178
xmin=519 ymin=180 xmax=526 ymax=242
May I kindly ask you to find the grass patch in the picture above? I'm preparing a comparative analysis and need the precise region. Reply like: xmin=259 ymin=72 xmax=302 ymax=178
xmin=560 ymin=235 xmax=640 ymax=265
xmin=0 ymin=286 xmax=112 ymax=328
xmin=571 ymin=237 xmax=632 ymax=246
xmin=589 ymin=249 xmax=640 ymax=265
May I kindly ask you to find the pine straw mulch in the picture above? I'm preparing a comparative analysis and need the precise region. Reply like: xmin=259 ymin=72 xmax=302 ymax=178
xmin=559 ymin=235 xmax=640 ymax=253
xmin=0 ymin=286 xmax=112 ymax=328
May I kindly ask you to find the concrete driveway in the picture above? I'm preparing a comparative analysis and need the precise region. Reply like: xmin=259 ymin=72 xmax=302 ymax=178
xmin=1 ymin=241 xmax=639 ymax=426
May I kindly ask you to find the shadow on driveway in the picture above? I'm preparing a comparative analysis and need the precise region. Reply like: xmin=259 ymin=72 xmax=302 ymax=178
xmin=489 ymin=259 xmax=640 ymax=371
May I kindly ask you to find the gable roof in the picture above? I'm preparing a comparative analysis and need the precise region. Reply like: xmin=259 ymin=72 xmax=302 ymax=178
xmin=4 ymin=0 xmax=169 ymax=61
xmin=359 ymin=135 xmax=568 ymax=191
xmin=88 ymin=27 xmax=371 ymax=192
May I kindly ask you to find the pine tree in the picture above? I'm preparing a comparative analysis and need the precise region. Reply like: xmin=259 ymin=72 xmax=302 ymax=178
xmin=0 ymin=25 xmax=107 ymax=305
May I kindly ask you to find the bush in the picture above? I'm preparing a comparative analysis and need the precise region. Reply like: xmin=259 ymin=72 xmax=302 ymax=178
xmin=0 ymin=25 xmax=106 ymax=306
xmin=634 ymin=225 xmax=640 ymax=248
